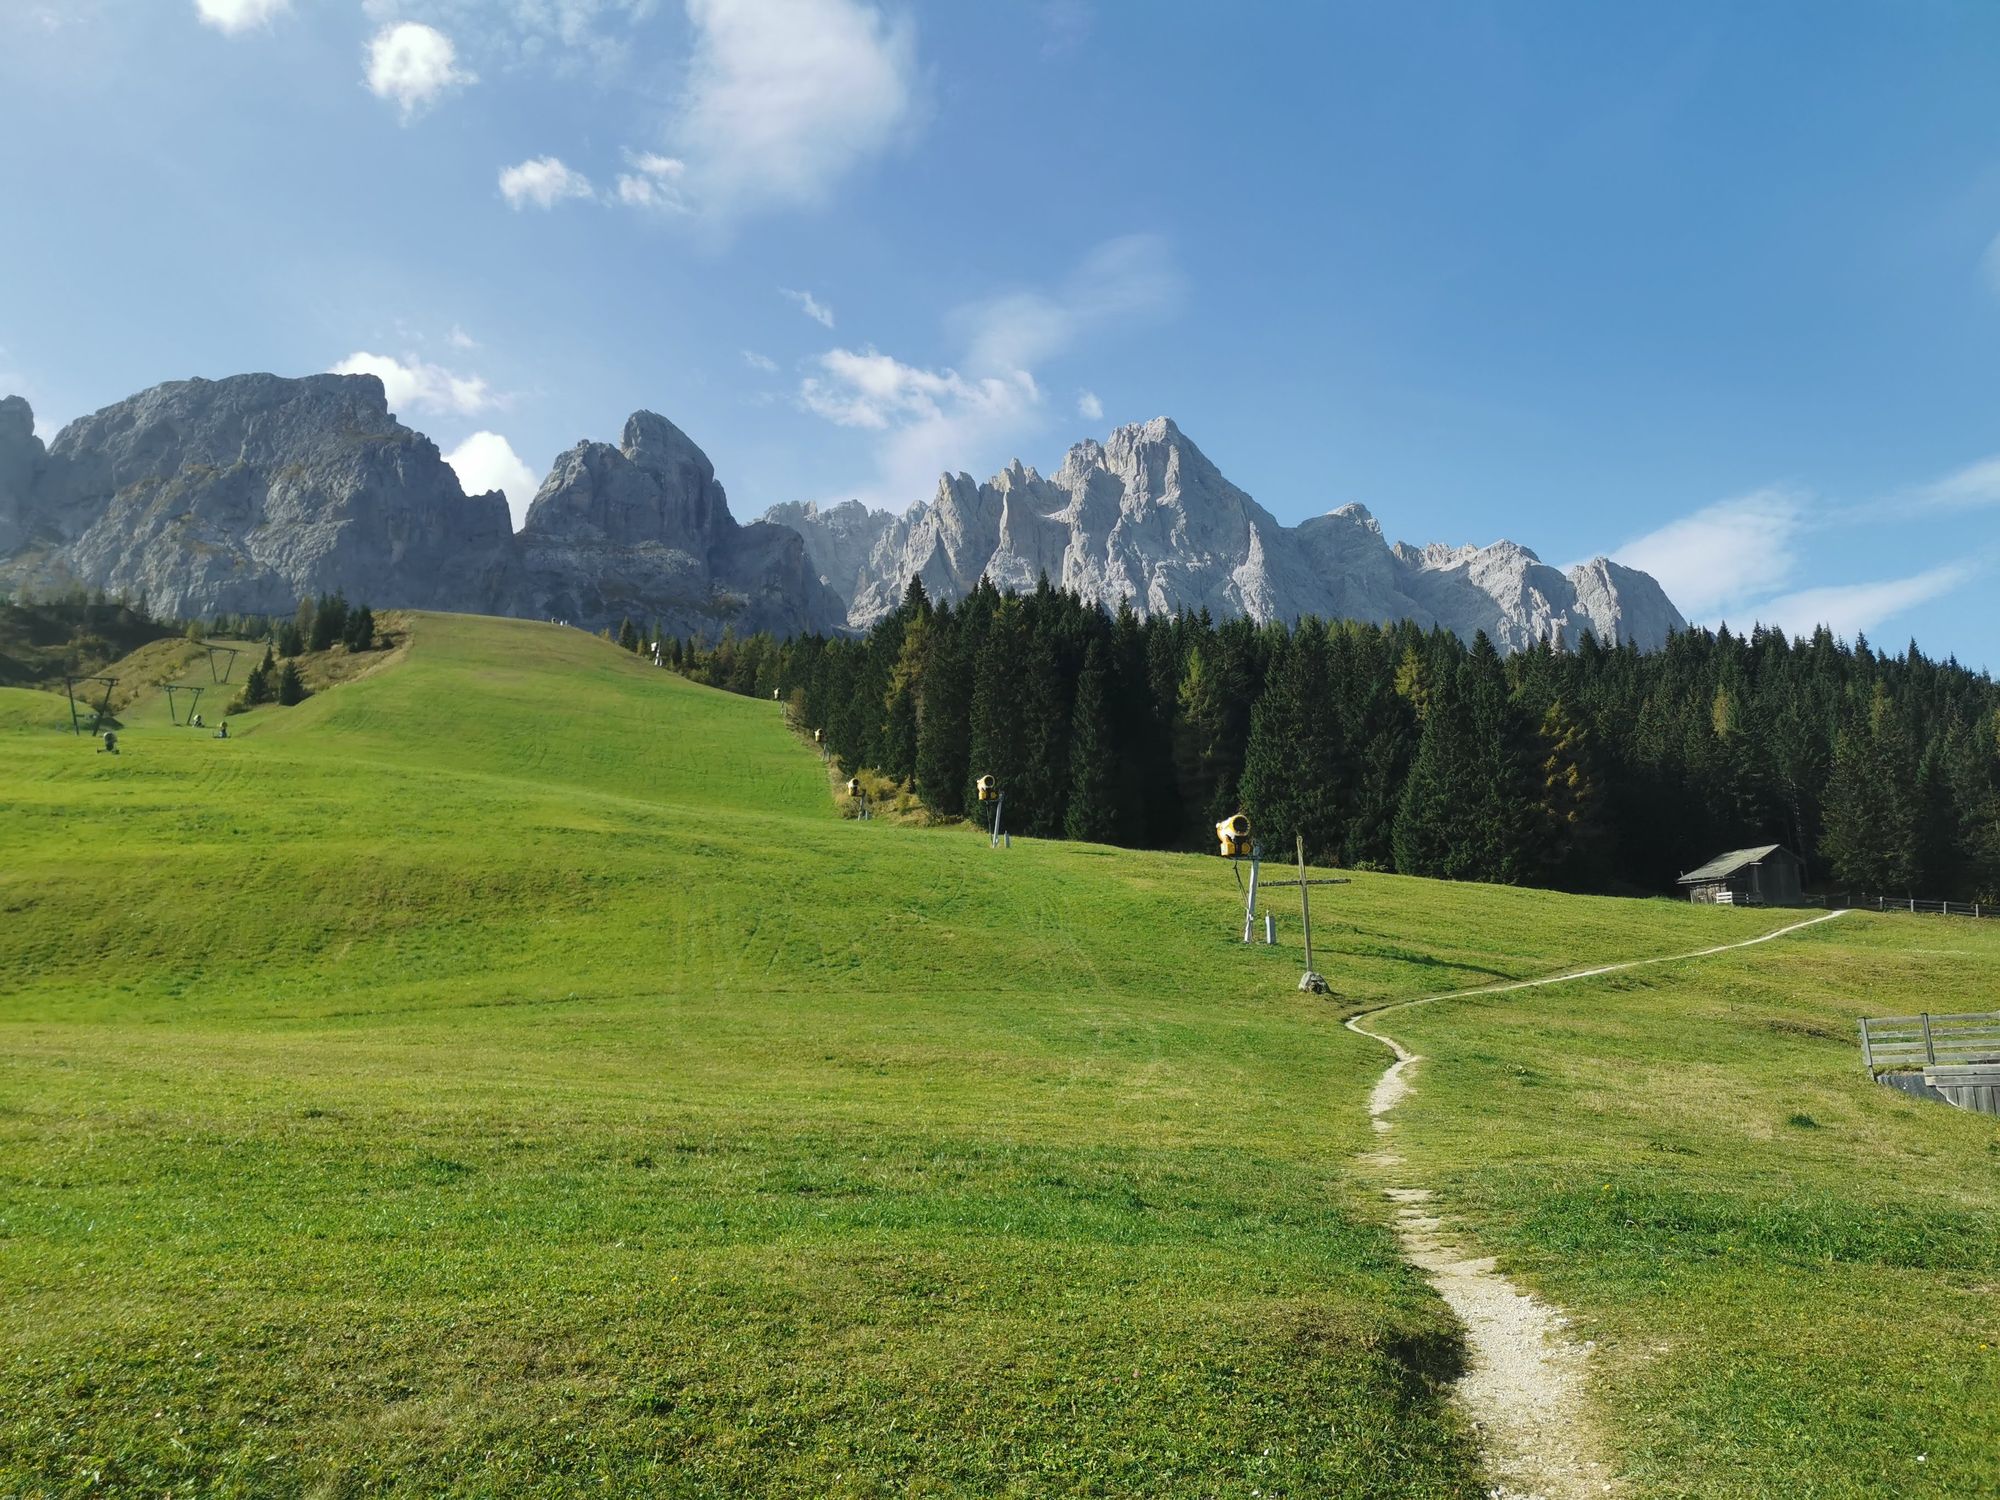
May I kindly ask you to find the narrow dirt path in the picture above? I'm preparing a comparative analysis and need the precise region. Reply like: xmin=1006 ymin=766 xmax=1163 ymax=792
xmin=1346 ymin=911 xmax=1848 ymax=1500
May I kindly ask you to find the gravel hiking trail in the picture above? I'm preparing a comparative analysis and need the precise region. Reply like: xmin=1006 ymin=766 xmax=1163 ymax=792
xmin=1344 ymin=911 xmax=1849 ymax=1499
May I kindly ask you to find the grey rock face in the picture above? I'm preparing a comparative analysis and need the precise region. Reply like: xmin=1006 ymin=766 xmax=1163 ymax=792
xmin=759 ymin=498 xmax=905 ymax=606
xmin=0 ymin=376 xmax=844 ymax=638
xmin=0 ymin=374 xmax=518 ymax=618
xmin=762 ymin=417 xmax=1688 ymax=650
xmin=0 ymin=395 xmax=49 ymax=559
xmin=516 ymin=409 xmax=843 ymax=637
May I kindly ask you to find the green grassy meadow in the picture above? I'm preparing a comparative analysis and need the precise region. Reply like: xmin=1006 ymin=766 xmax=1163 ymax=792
xmin=1385 ymin=914 xmax=2000 ymax=1499
xmin=1 ymin=612 xmax=1993 ymax=1496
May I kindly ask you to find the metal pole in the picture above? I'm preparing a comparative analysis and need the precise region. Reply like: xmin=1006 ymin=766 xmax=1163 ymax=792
xmin=990 ymin=792 xmax=1006 ymax=848
xmin=1297 ymin=835 xmax=1314 ymax=977
xmin=1241 ymin=857 xmax=1260 ymax=943
xmin=1264 ymin=913 xmax=1275 ymax=945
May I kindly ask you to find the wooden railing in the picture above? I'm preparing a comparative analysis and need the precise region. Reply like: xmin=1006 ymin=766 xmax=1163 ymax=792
xmin=1808 ymin=893 xmax=1996 ymax=919
xmin=1858 ymin=1011 xmax=2000 ymax=1074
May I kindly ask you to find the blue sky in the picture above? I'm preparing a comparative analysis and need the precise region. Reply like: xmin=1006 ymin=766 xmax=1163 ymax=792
xmin=2 ymin=1 xmax=1997 ymax=664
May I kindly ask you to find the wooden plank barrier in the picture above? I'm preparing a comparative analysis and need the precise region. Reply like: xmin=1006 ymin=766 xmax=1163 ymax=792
xmin=1858 ymin=1012 xmax=2000 ymax=1074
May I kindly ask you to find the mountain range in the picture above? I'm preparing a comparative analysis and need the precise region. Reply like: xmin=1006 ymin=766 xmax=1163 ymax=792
xmin=0 ymin=374 xmax=839 ymax=638
xmin=0 ymin=375 xmax=1685 ymax=650
xmin=761 ymin=417 xmax=1684 ymax=651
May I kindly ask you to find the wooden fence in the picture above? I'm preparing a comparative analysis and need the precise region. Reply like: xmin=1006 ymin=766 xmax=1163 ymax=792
xmin=1857 ymin=1011 xmax=2000 ymax=1074
xmin=1807 ymin=893 xmax=1996 ymax=920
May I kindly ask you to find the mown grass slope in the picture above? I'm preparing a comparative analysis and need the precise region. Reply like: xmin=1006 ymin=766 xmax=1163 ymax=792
xmin=1 ymin=611 xmax=1983 ymax=1497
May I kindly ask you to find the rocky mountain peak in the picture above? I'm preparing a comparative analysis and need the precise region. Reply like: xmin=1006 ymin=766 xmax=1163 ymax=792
xmin=525 ymin=409 xmax=729 ymax=548
xmin=0 ymin=372 xmax=842 ymax=639
xmin=761 ymin=415 xmax=1689 ymax=651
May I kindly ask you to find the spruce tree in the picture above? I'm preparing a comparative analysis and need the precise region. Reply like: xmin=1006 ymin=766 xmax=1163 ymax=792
xmin=309 ymin=593 xmax=348 ymax=653
xmin=1393 ymin=665 xmax=1483 ymax=879
xmin=1017 ymin=608 xmax=1073 ymax=837
xmin=618 ymin=617 xmax=639 ymax=653
xmin=342 ymin=604 xmax=375 ymax=653
xmin=277 ymin=660 xmax=307 ymax=706
xmin=967 ymin=599 xmax=1031 ymax=821
xmin=1822 ymin=684 xmax=1920 ymax=892
xmin=914 ymin=607 xmax=972 ymax=817
xmin=1238 ymin=623 xmax=1344 ymax=859
xmin=238 ymin=645 xmax=275 ymax=708
xmin=1065 ymin=642 xmax=1119 ymax=843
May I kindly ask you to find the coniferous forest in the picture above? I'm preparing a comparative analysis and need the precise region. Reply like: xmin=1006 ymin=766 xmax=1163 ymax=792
xmin=667 ymin=577 xmax=2000 ymax=902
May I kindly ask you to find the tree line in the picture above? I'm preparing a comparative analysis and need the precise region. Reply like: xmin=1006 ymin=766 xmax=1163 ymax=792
xmin=668 ymin=576 xmax=2000 ymax=903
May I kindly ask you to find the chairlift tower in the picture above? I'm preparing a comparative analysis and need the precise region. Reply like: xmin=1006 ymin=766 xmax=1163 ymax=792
xmin=164 ymin=683 xmax=205 ymax=726
xmin=203 ymin=644 xmax=242 ymax=685
xmin=61 ymin=675 xmax=118 ymax=736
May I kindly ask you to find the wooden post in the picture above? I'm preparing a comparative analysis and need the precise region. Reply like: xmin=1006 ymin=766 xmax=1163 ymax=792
xmin=1297 ymin=835 xmax=1314 ymax=977
xmin=1859 ymin=1016 xmax=1874 ymax=1072
xmin=1921 ymin=1012 xmax=1936 ymax=1067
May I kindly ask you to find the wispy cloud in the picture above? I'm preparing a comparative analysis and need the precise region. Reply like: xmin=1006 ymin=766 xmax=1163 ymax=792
xmin=330 ymin=350 xmax=492 ymax=416
xmin=780 ymin=288 xmax=835 ymax=328
xmin=194 ymin=0 xmax=289 ymax=34
xmin=444 ymin=430 xmax=539 ymax=529
xmin=1916 ymin=453 xmax=2000 ymax=510
xmin=1613 ymin=486 xmax=1810 ymax=623
xmin=498 ymin=155 xmax=594 ymax=210
xmin=365 ymin=21 xmax=473 ymax=121
xmin=956 ymin=234 xmax=1183 ymax=372
xmin=801 ymin=350 xmax=1040 ymax=504
xmin=360 ymin=0 xmax=656 ymax=77
xmin=615 ymin=152 xmax=687 ymax=210
xmin=1756 ymin=563 xmax=1978 ymax=642
xmin=741 ymin=350 xmax=778 ymax=373
xmin=794 ymin=236 xmax=1181 ymax=508
xmin=672 ymin=0 xmax=919 ymax=223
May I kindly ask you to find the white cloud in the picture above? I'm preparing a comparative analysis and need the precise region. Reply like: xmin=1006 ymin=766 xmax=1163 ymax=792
xmin=366 ymin=22 xmax=473 ymax=121
xmin=1918 ymin=454 xmax=2000 ymax=509
xmin=449 ymin=325 xmax=479 ymax=350
xmin=781 ymin=288 xmax=835 ymax=328
xmin=800 ymin=348 xmax=1040 ymax=504
xmin=792 ymin=236 xmax=1182 ymax=508
xmin=615 ymin=151 xmax=687 ymax=210
xmin=1613 ymin=487 xmax=1810 ymax=622
xmin=1755 ymin=564 xmax=1977 ymax=641
xmin=499 ymin=155 xmax=594 ymax=209
xmin=195 ymin=0 xmax=289 ymax=34
xmin=330 ymin=351 xmax=492 ymax=417
xmin=958 ymin=234 xmax=1183 ymax=372
xmin=742 ymin=350 xmax=778 ymax=373
xmin=1076 ymin=389 xmax=1103 ymax=421
xmin=674 ymin=0 xmax=918 ymax=221
xmin=362 ymin=0 xmax=656 ymax=76
xmin=445 ymin=431 xmax=540 ymax=530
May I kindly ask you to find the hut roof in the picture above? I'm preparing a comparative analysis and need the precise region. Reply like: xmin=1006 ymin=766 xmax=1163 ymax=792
xmin=1677 ymin=844 xmax=1789 ymax=884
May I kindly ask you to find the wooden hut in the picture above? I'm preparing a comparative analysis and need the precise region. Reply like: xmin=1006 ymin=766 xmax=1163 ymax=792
xmin=1677 ymin=844 xmax=1806 ymax=906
